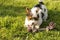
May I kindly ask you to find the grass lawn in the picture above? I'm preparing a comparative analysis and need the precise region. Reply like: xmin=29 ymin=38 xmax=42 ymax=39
xmin=0 ymin=0 xmax=60 ymax=40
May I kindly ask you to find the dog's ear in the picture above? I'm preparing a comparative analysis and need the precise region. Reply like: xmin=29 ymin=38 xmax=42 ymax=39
xmin=26 ymin=7 xmax=31 ymax=14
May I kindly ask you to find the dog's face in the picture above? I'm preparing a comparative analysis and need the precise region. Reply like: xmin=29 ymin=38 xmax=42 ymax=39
xmin=25 ymin=7 xmax=42 ymax=29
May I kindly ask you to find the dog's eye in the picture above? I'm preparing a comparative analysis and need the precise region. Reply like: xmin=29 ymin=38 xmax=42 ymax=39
xmin=34 ymin=17 xmax=38 ymax=20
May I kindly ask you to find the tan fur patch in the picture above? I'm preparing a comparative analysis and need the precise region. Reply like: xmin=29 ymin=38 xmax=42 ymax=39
xmin=27 ymin=15 xmax=32 ymax=20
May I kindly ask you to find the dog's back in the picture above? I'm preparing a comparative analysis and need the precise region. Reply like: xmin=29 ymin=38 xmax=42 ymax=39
xmin=32 ymin=0 xmax=48 ymax=21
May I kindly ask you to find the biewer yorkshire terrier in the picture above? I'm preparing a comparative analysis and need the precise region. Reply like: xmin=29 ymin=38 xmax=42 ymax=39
xmin=24 ymin=0 xmax=48 ymax=32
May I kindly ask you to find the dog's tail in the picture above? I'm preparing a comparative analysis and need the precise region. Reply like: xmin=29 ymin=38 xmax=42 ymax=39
xmin=38 ymin=0 xmax=44 ymax=4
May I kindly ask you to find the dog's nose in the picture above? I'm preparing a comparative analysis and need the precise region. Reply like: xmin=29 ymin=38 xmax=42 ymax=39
xmin=28 ymin=25 xmax=30 ymax=27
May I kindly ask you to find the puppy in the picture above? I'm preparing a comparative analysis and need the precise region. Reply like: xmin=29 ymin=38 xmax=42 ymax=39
xmin=25 ymin=0 xmax=48 ymax=32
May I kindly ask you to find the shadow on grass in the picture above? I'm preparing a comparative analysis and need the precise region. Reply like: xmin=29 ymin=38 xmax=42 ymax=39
xmin=41 ymin=10 xmax=60 ymax=31
xmin=0 ymin=4 xmax=26 ymax=17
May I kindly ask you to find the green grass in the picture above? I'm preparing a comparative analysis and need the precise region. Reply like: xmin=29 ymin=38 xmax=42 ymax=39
xmin=0 ymin=0 xmax=60 ymax=40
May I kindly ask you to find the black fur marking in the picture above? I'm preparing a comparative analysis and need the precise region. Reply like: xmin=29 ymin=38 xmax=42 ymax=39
xmin=44 ymin=8 xmax=46 ymax=12
xmin=34 ymin=2 xmax=44 ymax=9
xmin=39 ymin=2 xmax=44 ymax=5
xmin=41 ymin=12 xmax=44 ymax=18
xmin=32 ymin=14 xmax=39 ymax=21
xmin=37 ymin=14 xmax=39 ymax=18
xmin=34 ymin=4 xmax=42 ymax=9
xmin=33 ymin=17 xmax=38 ymax=21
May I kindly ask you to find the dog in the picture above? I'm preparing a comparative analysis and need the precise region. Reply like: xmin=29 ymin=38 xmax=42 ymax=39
xmin=24 ymin=0 xmax=48 ymax=32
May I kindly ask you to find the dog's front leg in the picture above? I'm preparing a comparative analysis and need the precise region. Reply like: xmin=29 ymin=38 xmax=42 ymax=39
xmin=35 ymin=25 xmax=40 ymax=29
xmin=32 ymin=25 xmax=40 ymax=32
